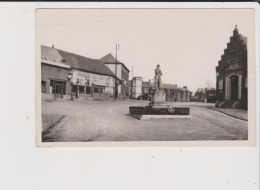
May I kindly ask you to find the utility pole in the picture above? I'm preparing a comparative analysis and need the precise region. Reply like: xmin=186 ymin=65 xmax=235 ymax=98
xmin=114 ymin=43 xmax=119 ymax=100
xmin=131 ymin=65 xmax=133 ymax=79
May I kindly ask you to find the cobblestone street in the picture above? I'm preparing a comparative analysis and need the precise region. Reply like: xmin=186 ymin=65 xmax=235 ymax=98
xmin=41 ymin=100 xmax=248 ymax=142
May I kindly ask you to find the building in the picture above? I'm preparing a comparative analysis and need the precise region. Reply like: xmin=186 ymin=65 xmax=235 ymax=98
xmin=41 ymin=45 xmax=116 ymax=101
xmin=100 ymin=53 xmax=130 ymax=99
xmin=142 ymin=80 xmax=153 ymax=95
xmin=130 ymin=77 xmax=143 ymax=99
xmin=161 ymin=84 xmax=192 ymax=102
xmin=41 ymin=45 xmax=72 ymax=99
xmin=192 ymin=88 xmax=207 ymax=102
xmin=129 ymin=78 xmax=192 ymax=102
xmin=191 ymin=88 xmax=216 ymax=103
xmin=205 ymin=88 xmax=216 ymax=103
xmin=215 ymin=26 xmax=248 ymax=109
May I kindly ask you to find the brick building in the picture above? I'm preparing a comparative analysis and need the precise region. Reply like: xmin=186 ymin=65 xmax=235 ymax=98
xmin=41 ymin=45 xmax=116 ymax=101
xmin=100 ymin=53 xmax=130 ymax=99
xmin=215 ymin=26 xmax=247 ymax=109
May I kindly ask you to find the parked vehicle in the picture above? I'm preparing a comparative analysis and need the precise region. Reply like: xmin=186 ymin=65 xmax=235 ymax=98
xmin=137 ymin=94 xmax=152 ymax=101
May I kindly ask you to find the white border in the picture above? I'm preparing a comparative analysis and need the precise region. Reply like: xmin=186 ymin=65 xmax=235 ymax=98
xmin=0 ymin=2 xmax=259 ymax=190
xmin=35 ymin=4 xmax=259 ymax=147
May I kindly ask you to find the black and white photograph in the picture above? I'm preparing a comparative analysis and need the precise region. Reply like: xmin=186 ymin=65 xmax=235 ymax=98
xmin=36 ymin=8 xmax=256 ymax=146
xmin=0 ymin=2 xmax=259 ymax=190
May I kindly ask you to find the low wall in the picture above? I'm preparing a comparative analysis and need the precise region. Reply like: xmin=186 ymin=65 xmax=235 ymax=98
xmin=41 ymin=93 xmax=54 ymax=102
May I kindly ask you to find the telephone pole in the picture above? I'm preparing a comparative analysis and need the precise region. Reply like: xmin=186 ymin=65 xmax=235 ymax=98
xmin=114 ymin=43 xmax=119 ymax=100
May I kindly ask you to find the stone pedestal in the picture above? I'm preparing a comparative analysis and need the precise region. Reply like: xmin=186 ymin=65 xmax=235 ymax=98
xmin=129 ymin=89 xmax=190 ymax=120
xmin=150 ymin=89 xmax=166 ymax=106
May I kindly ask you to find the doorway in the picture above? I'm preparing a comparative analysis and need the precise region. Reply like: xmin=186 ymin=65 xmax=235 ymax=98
xmin=51 ymin=80 xmax=66 ymax=98
xmin=230 ymin=75 xmax=238 ymax=100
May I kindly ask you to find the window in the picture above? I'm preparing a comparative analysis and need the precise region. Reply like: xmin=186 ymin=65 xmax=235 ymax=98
xmin=41 ymin=81 xmax=46 ymax=93
xmin=230 ymin=48 xmax=238 ymax=53
xmin=93 ymin=85 xmax=105 ymax=94
xmin=94 ymin=86 xmax=99 ymax=93
xmin=86 ymin=87 xmax=91 ymax=94
xmin=79 ymin=86 xmax=85 ymax=94
xmin=50 ymin=80 xmax=66 ymax=95
xmin=227 ymin=58 xmax=239 ymax=64
xmin=219 ymin=79 xmax=223 ymax=90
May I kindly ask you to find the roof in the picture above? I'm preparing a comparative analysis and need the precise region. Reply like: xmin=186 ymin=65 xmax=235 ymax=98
xmin=161 ymin=83 xmax=178 ymax=89
xmin=241 ymin=36 xmax=247 ymax=46
xmin=41 ymin=45 xmax=115 ymax=77
xmin=100 ymin=53 xmax=122 ymax=64
xmin=149 ymin=82 xmax=191 ymax=92
xmin=142 ymin=82 xmax=152 ymax=88
xmin=195 ymin=88 xmax=206 ymax=93
xmin=41 ymin=45 xmax=63 ymax=63
xmin=100 ymin=53 xmax=130 ymax=72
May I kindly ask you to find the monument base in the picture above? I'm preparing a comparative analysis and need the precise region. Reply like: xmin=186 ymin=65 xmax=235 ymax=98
xmin=150 ymin=89 xmax=166 ymax=106
xmin=129 ymin=105 xmax=190 ymax=117
xmin=129 ymin=89 xmax=190 ymax=120
xmin=130 ymin=114 xmax=191 ymax=120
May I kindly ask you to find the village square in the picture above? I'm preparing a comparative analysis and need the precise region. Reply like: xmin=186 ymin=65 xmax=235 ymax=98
xmin=41 ymin=25 xmax=248 ymax=142
xmin=38 ymin=9 xmax=250 ymax=142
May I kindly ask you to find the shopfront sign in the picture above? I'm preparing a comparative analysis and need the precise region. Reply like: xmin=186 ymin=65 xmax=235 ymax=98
xmin=72 ymin=70 xmax=114 ymax=87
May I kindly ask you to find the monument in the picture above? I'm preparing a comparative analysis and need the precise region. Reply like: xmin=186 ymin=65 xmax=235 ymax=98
xmin=129 ymin=65 xmax=190 ymax=120
xmin=150 ymin=64 xmax=166 ymax=106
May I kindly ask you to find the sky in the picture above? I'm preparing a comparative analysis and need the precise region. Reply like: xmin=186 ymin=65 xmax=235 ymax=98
xmin=36 ymin=9 xmax=254 ymax=93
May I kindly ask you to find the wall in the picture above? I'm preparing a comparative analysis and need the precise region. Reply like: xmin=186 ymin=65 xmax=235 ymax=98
xmin=216 ymin=33 xmax=247 ymax=105
xmin=120 ymin=65 xmax=129 ymax=98
xmin=41 ymin=63 xmax=71 ymax=95
xmin=105 ymin=64 xmax=122 ymax=79
xmin=132 ymin=78 xmax=143 ymax=98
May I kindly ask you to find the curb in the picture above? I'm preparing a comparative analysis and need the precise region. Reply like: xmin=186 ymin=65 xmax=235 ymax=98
xmin=209 ymin=108 xmax=248 ymax=122
xmin=42 ymin=115 xmax=67 ymax=136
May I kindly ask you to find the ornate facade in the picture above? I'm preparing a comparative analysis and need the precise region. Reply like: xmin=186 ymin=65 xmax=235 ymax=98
xmin=215 ymin=26 xmax=247 ymax=109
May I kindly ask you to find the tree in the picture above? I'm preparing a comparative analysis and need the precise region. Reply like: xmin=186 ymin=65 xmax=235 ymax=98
xmin=204 ymin=80 xmax=215 ymax=90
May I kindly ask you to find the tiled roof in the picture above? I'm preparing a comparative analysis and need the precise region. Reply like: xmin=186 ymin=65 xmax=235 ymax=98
xmin=41 ymin=45 xmax=115 ymax=77
xmin=100 ymin=53 xmax=130 ymax=72
xmin=100 ymin=53 xmax=122 ymax=63
xmin=41 ymin=45 xmax=63 ymax=63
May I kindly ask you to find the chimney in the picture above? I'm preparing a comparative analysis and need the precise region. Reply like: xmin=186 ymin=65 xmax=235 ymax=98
xmin=52 ymin=45 xmax=54 ymax=48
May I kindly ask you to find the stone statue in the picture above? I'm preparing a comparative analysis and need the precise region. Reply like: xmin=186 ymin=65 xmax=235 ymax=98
xmin=154 ymin=64 xmax=162 ymax=89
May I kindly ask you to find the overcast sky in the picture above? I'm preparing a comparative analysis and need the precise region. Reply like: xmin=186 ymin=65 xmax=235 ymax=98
xmin=36 ymin=9 xmax=254 ymax=93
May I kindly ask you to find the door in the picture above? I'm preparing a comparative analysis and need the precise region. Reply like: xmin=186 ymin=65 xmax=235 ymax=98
xmin=115 ymin=83 xmax=118 ymax=99
xmin=230 ymin=75 xmax=238 ymax=100
xmin=54 ymin=83 xmax=63 ymax=98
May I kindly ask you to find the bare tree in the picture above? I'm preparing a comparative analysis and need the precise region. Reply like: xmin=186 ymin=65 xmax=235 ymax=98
xmin=204 ymin=80 xmax=215 ymax=89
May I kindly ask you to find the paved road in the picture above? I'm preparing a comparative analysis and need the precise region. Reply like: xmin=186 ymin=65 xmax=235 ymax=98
xmin=42 ymin=100 xmax=248 ymax=142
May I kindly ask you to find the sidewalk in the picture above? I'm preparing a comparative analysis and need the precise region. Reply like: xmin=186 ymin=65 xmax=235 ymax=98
xmin=210 ymin=107 xmax=248 ymax=121
xmin=42 ymin=113 xmax=65 ymax=132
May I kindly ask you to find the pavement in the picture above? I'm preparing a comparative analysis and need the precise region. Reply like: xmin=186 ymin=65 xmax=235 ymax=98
xmin=41 ymin=100 xmax=248 ymax=142
xmin=210 ymin=107 xmax=248 ymax=121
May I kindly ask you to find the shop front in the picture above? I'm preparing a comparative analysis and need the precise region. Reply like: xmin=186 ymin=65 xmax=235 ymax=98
xmin=71 ymin=69 xmax=115 ymax=101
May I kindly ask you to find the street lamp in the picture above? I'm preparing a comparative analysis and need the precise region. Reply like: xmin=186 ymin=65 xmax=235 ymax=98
xmin=67 ymin=72 xmax=74 ymax=101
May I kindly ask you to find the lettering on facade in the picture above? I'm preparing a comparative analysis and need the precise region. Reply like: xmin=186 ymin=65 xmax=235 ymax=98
xmin=73 ymin=71 xmax=113 ymax=87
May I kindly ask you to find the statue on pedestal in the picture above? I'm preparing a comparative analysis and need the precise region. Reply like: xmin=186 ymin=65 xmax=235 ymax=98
xmin=154 ymin=64 xmax=162 ymax=90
